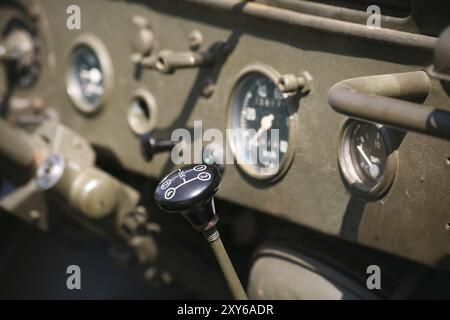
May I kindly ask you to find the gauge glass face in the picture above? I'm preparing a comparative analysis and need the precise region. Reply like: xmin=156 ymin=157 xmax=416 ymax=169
xmin=348 ymin=122 xmax=388 ymax=185
xmin=231 ymin=72 xmax=290 ymax=176
xmin=68 ymin=45 xmax=105 ymax=111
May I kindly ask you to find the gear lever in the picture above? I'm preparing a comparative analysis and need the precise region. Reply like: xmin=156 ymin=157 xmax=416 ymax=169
xmin=154 ymin=164 xmax=248 ymax=300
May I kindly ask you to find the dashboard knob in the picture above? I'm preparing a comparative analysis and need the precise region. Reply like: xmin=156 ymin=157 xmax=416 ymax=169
xmin=140 ymin=133 xmax=178 ymax=161
xmin=154 ymin=164 xmax=221 ymax=231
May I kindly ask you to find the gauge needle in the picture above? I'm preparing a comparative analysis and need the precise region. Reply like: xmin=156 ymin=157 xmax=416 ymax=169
xmin=80 ymin=68 xmax=102 ymax=84
xmin=357 ymin=144 xmax=372 ymax=167
xmin=249 ymin=114 xmax=275 ymax=145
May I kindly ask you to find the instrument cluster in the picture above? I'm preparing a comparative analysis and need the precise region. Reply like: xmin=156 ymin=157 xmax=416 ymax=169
xmin=62 ymin=33 xmax=404 ymax=200
xmin=27 ymin=0 xmax=450 ymax=268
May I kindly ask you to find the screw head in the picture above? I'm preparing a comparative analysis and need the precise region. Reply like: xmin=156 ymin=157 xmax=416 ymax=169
xmin=201 ymin=78 xmax=215 ymax=97
xmin=36 ymin=154 xmax=65 ymax=190
xmin=188 ymin=30 xmax=203 ymax=51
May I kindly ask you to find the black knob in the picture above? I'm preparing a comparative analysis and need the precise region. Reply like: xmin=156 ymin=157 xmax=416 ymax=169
xmin=140 ymin=133 xmax=178 ymax=161
xmin=154 ymin=164 xmax=221 ymax=231
xmin=154 ymin=164 xmax=247 ymax=300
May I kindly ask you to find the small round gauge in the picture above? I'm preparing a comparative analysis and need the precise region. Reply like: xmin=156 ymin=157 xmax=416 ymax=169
xmin=127 ymin=89 xmax=158 ymax=135
xmin=66 ymin=35 xmax=112 ymax=114
xmin=339 ymin=120 xmax=398 ymax=198
xmin=228 ymin=65 xmax=296 ymax=180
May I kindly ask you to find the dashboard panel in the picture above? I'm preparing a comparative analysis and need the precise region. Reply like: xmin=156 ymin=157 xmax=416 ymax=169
xmin=2 ymin=0 xmax=450 ymax=273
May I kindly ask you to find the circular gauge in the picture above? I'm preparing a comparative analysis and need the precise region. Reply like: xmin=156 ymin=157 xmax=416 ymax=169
xmin=228 ymin=65 xmax=296 ymax=180
xmin=338 ymin=120 xmax=398 ymax=198
xmin=127 ymin=89 xmax=158 ymax=135
xmin=66 ymin=35 xmax=113 ymax=114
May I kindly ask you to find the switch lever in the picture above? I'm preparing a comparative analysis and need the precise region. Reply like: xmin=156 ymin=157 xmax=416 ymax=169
xmin=154 ymin=164 xmax=248 ymax=300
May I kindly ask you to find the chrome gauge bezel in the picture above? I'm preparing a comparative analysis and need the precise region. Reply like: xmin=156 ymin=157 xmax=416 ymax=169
xmin=338 ymin=119 xmax=398 ymax=199
xmin=227 ymin=64 xmax=297 ymax=182
xmin=127 ymin=88 xmax=158 ymax=135
xmin=65 ymin=34 xmax=113 ymax=114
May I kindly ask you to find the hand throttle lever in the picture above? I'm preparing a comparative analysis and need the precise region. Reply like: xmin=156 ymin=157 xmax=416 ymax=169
xmin=154 ymin=164 xmax=248 ymax=300
xmin=140 ymin=133 xmax=179 ymax=161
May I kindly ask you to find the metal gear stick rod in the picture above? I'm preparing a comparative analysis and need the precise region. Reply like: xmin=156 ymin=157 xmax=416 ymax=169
xmin=154 ymin=164 xmax=248 ymax=300
xmin=203 ymin=225 xmax=247 ymax=300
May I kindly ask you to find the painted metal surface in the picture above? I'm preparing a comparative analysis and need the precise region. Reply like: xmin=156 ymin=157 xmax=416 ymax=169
xmin=20 ymin=0 xmax=450 ymax=267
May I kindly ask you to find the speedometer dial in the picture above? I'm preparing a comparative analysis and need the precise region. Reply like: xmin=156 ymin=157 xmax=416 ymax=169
xmin=228 ymin=65 xmax=296 ymax=180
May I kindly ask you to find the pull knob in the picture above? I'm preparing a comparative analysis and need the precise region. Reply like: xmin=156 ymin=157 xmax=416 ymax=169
xmin=140 ymin=133 xmax=178 ymax=161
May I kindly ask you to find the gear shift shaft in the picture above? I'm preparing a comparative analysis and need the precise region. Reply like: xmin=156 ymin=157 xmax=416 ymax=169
xmin=154 ymin=164 xmax=248 ymax=300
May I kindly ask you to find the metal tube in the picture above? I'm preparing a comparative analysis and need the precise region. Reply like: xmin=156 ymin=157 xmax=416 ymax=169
xmin=204 ymin=227 xmax=248 ymax=300
xmin=156 ymin=50 xmax=214 ymax=73
xmin=154 ymin=139 xmax=178 ymax=153
xmin=328 ymin=71 xmax=450 ymax=140
xmin=256 ymin=0 xmax=409 ymax=26
xmin=181 ymin=0 xmax=436 ymax=51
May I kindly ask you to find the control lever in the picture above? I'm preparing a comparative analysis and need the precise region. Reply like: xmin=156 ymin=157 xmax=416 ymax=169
xmin=156 ymin=50 xmax=214 ymax=74
xmin=140 ymin=133 xmax=179 ymax=161
xmin=154 ymin=41 xmax=229 ymax=74
xmin=154 ymin=164 xmax=248 ymax=300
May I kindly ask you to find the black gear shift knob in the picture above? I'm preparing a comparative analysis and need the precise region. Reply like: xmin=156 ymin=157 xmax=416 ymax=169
xmin=154 ymin=164 xmax=222 ymax=231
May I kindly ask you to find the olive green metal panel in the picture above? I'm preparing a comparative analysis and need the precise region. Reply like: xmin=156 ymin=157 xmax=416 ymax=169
xmin=36 ymin=0 xmax=450 ymax=267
